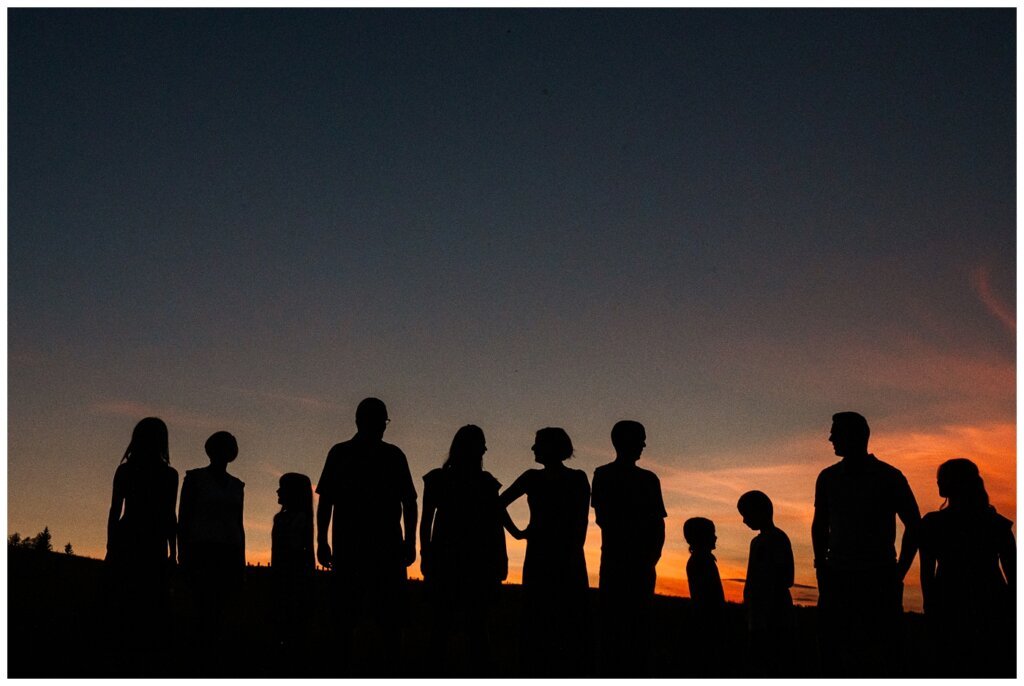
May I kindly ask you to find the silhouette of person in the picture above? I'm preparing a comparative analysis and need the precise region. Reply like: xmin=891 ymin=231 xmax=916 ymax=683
xmin=178 ymin=430 xmax=246 ymax=664
xmin=683 ymin=516 xmax=726 ymax=677
xmin=315 ymin=398 xmax=418 ymax=672
xmin=105 ymin=417 xmax=179 ymax=646
xmin=419 ymin=425 xmax=508 ymax=675
xmin=591 ymin=420 xmax=666 ymax=676
xmin=271 ymin=472 xmax=314 ymax=657
xmin=812 ymin=411 xmax=920 ymax=677
xmin=919 ymin=458 xmax=1016 ymax=677
xmin=737 ymin=490 xmax=794 ymax=676
xmin=500 ymin=427 xmax=591 ymax=676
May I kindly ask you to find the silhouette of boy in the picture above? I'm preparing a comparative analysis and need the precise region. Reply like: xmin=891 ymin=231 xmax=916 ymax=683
xmin=178 ymin=431 xmax=246 ymax=663
xmin=591 ymin=420 xmax=666 ymax=676
xmin=812 ymin=411 xmax=920 ymax=677
xmin=737 ymin=490 xmax=794 ymax=676
xmin=315 ymin=398 xmax=418 ymax=670
xmin=683 ymin=516 xmax=725 ymax=676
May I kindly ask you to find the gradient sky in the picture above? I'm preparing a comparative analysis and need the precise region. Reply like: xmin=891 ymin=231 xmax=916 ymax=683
xmin=8 ymin=9 xmax=1015 ymax=611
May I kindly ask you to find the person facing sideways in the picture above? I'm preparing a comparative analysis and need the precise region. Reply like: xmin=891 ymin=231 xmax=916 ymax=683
xmin=271 ymin=472 xmax=314 ymax=656
xmin=500 ymin=427 xmax=591 ymax=677
xmin=812 ymin=411 xmax=920 ymax=677
xmin=591 ymin=420 xmax=666 ymax=676
xmin=177 ymin=431 xmax=246 ymax=657
xmin=919 ymin=458 xmax=1016 ymax=677
xmin=419 ymin=425 xmax=508 ymax=675
xmin=315 ymin=397 xmax=418 ymax=671
xmin=737 ymin=490 xmax=794 ymax=676
xmin=105 ymin=417 xmax=179 ymax=644
xmin=682 ymin=516 xmax=726 ymax=677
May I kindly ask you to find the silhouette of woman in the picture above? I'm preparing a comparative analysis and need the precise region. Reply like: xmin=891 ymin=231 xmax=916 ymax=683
xmin=500 ymin=427 xmax=591 ymax=676
xmin=271 ymin=472 xmax=314 ymax=658
xmin=420 ymin=425 xmax=508 ymax=674
xmin=919 ymin=458 xmax=1015 ymax=677
xmin=105 ymin=417 xmax=179 ymax=645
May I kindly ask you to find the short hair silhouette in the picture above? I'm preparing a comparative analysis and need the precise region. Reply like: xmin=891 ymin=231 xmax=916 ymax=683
xmin=831 ymin=411 xmax=870 ymax=446
xmin=278 ymin=472 xmax=313 ymax=515
xmin=204 ymin=431 xmax=238 ymax=464
xmin=443 ymin=424 xmax=486 ymax=471
xmin=683 ymin=517 xmax=716 ymax=551
xmin=122 ymin=416 xmax=170 ymax=464
xmin=533 ymin=427 xmax=574 ymax=464
xmin=610 ymin=420 xmax=645 ymax=455
xmin=356 ymin=397 xmax=388 ymax=422
xmin=737 ymin=490 xmax=774 ymax=520
xmin=937 ymin=458 xmax=990 ymax=511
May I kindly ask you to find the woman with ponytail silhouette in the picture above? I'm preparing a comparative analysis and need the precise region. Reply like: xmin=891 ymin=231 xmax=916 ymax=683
xmin=919 ymin=458 xmax=1015 ymax=676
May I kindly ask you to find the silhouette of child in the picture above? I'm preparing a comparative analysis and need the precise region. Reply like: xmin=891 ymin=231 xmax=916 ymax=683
xmin=178 ymin=431 xmax=245 ymax=660
xmin=272 ymin=473 xmax=314 ymax=654
xmin=919 ymin=458 xmax=1015 ymax=677
xmin=737 ymin=490 xmax=794 ymax=676
xmin=683 ymin=516 xmax=725 ymax=675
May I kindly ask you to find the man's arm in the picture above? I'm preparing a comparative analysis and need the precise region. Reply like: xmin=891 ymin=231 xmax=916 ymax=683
xmin=401 ymin=494 xmax=418 ymax=567
xmin=811 ymin=475 xmax=830 ymax=569
xmin=895 ymin=478 xmax=921 ymax=581
xmin=316 ymin=496 xmax=333 ymax=569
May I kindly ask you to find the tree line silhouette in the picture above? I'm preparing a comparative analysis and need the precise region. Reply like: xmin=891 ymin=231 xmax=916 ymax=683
xmin=102 ymin=400 xmax=1015 ymax=677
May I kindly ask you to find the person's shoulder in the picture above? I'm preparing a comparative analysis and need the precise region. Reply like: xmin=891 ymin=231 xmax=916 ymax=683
xmin=765 ymin=526 xmax=791 ymax=547
xmin=593 ymin=462 xmax=615 ymax=479
xmin=423 ymin=467 xmax=444 ymax=485
xmin=227 ymin=472 xmax=244 ymax=489
xmin=184 ymin=466 xmax=206 ymax=480
xmin=817 ymin=461 xmax=842 ymax=480
xmin=870 ymin=455 xmax=907 ymax=479
xmin=635 ymin=465 xmax=661 ymax=483
xmin=480 ymin=470 xmax=501 ymax=490
xmin=987 ymin=508 xmax=1014 ymax=531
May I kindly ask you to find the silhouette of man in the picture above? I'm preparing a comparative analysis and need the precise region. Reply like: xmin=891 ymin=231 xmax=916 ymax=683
xmin=315 ymin=398 xmax=418 ymax=671
xmin=591 ymin=420 xmax=667 ymax=676
xmin=812 ymin=411 xmax=920 ymax=677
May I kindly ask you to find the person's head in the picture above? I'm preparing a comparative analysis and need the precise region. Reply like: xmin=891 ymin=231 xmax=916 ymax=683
xmin=611 ymin=420 xmax=646 ymax=462
xmin=277 ymin=472 xmax=313 ymax=514
xmin=683 ymin=517 xmax=717 ymax=552
xmin=355 ymin=397 xmax=389 ymax=440
xmin=937 ymin=458 xmax=990 ymax=512
xmin=532 ymin=427 xmax=574 ymax=466
xmin=829 ymin=411 xmax=870 ymax=457
xmin=205 ymin=431 xmax=238 ymax=466
xmin=737 ymin=490 xmax=774 ymax=531
xmin=122 ymin=417 xmax=170 ymax=465
xmin=444 ymin=424 xmax=486 ymax=471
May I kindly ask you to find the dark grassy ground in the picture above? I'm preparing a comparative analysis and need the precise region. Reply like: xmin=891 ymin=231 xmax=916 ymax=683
xmin=9 ymin=546 xmax=944 ymax=678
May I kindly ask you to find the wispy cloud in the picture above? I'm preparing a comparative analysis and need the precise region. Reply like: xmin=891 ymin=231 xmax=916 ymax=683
xmin=219 ymin=386 xmax=345 ymax=412
xmin=971 ymin=265 xmax=1015 ymax=332
xmin=90 ymin=400 xmax=235 ymax=431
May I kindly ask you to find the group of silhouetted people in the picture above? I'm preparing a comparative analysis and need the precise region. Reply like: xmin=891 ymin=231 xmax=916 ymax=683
xmin=104 ymin=402 xmax=1015 ymax=677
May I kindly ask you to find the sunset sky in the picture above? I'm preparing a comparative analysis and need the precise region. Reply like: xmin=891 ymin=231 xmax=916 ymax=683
xmin=8 ymin=9 xmax=1015 ymax=612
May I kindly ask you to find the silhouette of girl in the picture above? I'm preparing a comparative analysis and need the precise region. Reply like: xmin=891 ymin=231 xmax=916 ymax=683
xmin=420 ymin=425 xmax=508 ymax=674
xmin=105 ymin=417 xmax=179 ymax=644
xmin=919 ymin=458 xmax=1016 ymax=677
xmin=500 ymin=427 xmax=591 ymax=676
xmin=271 ymin=472 xmax=314 ymax=655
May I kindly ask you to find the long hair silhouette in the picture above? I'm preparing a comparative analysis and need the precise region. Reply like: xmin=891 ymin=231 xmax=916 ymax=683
xmin=120 ymin=417 xmax=170 ymax=465
xmin=443 ymin=424 xmax=486 ymax=471
xmin=937 ymin=458 xmax=990 ymax=512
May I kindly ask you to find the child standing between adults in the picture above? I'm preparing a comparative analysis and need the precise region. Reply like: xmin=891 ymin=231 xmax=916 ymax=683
xmin=271 ymin=472 xmax=314 ymax=661
xmin=737 ymin=490 xmax=794 ymax=676
xmin=683 ymin=517 xmax=725 ymax=676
